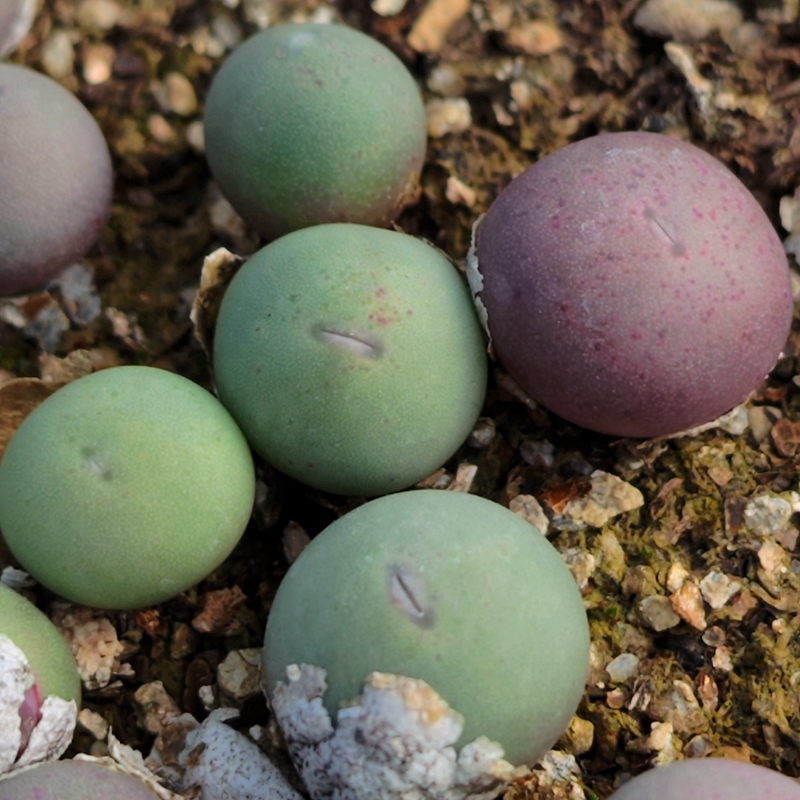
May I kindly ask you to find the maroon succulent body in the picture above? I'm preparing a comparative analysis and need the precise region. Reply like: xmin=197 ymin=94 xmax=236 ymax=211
xmin=0 ymin=64 xmax=113 ymax=295
xmin=607 ymin=758 xmax=800 ymax=800
xmin=473 ymin=131 xmax=793 ymax=438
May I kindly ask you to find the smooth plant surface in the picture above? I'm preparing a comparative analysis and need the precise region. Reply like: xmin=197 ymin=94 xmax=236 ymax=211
xmin=472 ymin=131 xmax=793 ymax=438
xmin=0 ymin=760 xmax=161 ymax=800
xmin=0 ymin=366 xmax=255 ymax=609
xmin=264 ymin=489 xmax=590 ymax=767
xmin=0 ymin=63 xmax=112 ymax=296
xmin=203 ymin=22 xmax=427 ymax=240
xmin=213 ymin=224 xmax=487 ymax=497
xmin=608 ymin=759 xmax=800 ymax=800
xmin=0 ymin=583 xmax=80 ymax=704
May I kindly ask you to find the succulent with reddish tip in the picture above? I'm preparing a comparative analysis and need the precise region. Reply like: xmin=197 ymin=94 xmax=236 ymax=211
xmin=0 ymin=760 xmax=162 ymax=799
xmin=0 ymin=64 xmax=113 ymax=296
xmin=263 ymin=490 xmax=590 ymax=800
xmin=469 ymin=131 xmax=793 ymax=438
xmin=0 ymin=582 xmax=80 ymax=774
xmin=203 ymin=23 xmax=427 ymax=240
xmin=607 ymin=758 xmax=800 ymax=800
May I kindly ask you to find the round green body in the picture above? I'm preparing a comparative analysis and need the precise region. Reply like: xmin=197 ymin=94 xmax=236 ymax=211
xmin=0 ymin=760 xmax=161 ymax=800
xmin=0 ymin=367 xmax=255 ymax=609
xmin=203 ymin=23 xmax=427 ymax=240
xmin=213 ymin=224 xmax=487 ymax=497
xmin=0 ymin=63 xmax=112 ymax=296
xmin=0 ymin=582 xmax=80 ymax=704
xmin=264 ymin=490 xmax=590 ymax=767
xmin=608 ymin=759 xmax=800 ymax=800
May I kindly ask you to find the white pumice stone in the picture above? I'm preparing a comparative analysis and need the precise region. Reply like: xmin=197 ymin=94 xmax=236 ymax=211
xmin=270 ymin=664 xmax=528 ymax=800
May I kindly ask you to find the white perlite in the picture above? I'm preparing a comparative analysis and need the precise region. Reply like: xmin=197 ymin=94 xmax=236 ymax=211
xmin=270 ymin=664 xmax=527 ymax=800
xmin=0 ymin=634 xmax=77 ymax=775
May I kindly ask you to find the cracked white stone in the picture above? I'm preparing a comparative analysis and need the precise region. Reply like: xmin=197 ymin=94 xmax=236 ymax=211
xmin=0 ymin=634 xmax=77 ymax=775
xmin=270 ymin=664 xmax=527 ymax=800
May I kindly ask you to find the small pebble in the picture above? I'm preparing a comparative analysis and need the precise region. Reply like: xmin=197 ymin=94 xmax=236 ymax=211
xmin=282 ymin=521 xmax=310 ymax=564
xmin=217 ymin=648 xmax=262 ymax=700
xmin=666 ymin=561 xmax=689 ymax=593
xmin=562 ymin=549 xmax=596 ymax=589
xmin=425 ymin=98 xmax=472 ymax=138
xmin=758 ymin=538 xmax=788 ymax=574
xmin=408 ymin=0 xmax=470 ymax=53
xmin=191 ymin=27 xmax=226 ymax=58
xmin=554 ymin=471 xmax=644 ymax=531
xmin=634 ymin=0 xmax=742 ymax=42
xmin=427 ymin=63 xmax=465 ymax=96
xmin=606 ymin=653 xmax=639 ymax=683
xmin=606 ymin=687 xmax=626 ymax=709
xmin=199 ymin=684 xmax=217 ymax=711
xmin=186 ymin=120 xmax=206 ymax=152
xmin=77 ymin=0 xmax=121 ymax=30
xmin=669 ymin=581 xmax=707 ymax=631
xmin=153 ymin=72 xmax=198 ymax=116
xmin=509 ymin=493 xmax=549 ymax=533
xmin=212 ymin=14 xmax=243 ymax=50
xmin=639 ymin=595 xmax=681 ymax=631
xmin=50 ymin=262 xmax=101 ymax=327
xmin=712 ymin=645 xmax=732 ymax=672
xmin=743 ymin=494 xmax=793 ymax=536
xmin=445 ymin=176 xmax=476 ymax=207
xmin=520 ymin=439 xmax=554 ymax=469
xmin=83 ymin=43 xmax=114 ymax=84
xmin=148 ymin=114 xmax=177 ymax=143
xmin=467 ymin=417 xmax=495 ymax=448
xmin=41 ymin=29 xmax=76 ymax=79
xmin=563 ymin=717 xmax=594 ymax=755
xmin=504 ymin=20 xmax=563 ymax=55
xmin=371 ymin=0 xmax=407 ymax=15
xmin=699 ymin=570 xmax=742 ymax=610
xmin=748 ymin=404 xmax=780 ymax=444
xmin=77 ymin=708 xmax=109 ymax=740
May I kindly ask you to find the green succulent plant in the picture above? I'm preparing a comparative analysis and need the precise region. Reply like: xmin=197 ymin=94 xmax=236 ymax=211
xmin=0 ymin=366 xmax=255 ymax=609
xmin=213 ymin=224 xmax=488 ymax=497
xmin=0 ymin=582 xmax=80 ymax=705
xmin=203 ymin=22 xmax=427 ymax=240
xmin=264 ymin=489 xmax=590 ymax=768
